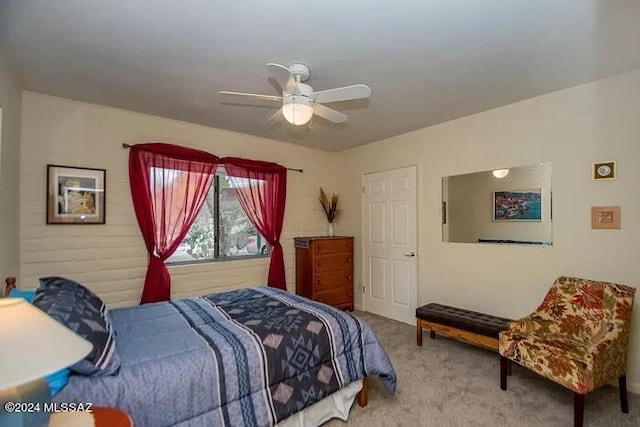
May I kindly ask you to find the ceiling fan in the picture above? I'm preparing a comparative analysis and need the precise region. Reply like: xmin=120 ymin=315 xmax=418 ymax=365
xmin=218 ymin=63 xmax=371 ymax=126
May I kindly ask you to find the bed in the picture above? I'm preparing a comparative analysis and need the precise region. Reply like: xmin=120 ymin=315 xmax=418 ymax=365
xmin=49 ymin=285 xmax=396 ymax=426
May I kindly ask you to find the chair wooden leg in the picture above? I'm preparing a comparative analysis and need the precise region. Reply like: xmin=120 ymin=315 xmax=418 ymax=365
xmin=430 ymin=330 xmax=436 ymax=339
xmin=500 ymin=355 xmax=508 ymax=390
xmin=507 ymin=360 xmax=512 ymax=376
xmin=619 ymin=375 xmax=629 ymax=413
xmin=416 ymin=319 xmax=423 ymax=346
xmin=574 ymin=392 xmax=585 ymax=427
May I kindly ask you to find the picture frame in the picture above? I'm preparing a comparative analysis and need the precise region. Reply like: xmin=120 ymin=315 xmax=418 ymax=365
xmin=47 ymin=165 xmax=106 ymax=224
xmin=442 ymin=201 xmax=447 ymax=224
xmin=592 ymin=161 xmax=616 ymax=180
xmin=591 ymin=206 xmax=621 ymax=229
xmin=493 ymin=189 xmax=542 ymax=221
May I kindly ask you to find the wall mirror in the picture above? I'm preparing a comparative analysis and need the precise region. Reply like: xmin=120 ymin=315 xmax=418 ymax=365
xmin=442 ymin=162 xmax=552 ymax=245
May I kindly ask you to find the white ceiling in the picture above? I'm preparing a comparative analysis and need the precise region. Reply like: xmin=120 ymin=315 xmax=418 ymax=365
xmin=2 ymin=0 xmax=640 ymax=151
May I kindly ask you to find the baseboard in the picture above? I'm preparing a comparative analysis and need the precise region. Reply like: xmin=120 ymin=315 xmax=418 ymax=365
xmin=354 ymin=304 xmax=363 ymax=311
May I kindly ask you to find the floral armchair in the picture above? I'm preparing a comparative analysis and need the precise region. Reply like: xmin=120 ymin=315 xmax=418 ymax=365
xmin=499 ymin=276 xmax=636 ymax=427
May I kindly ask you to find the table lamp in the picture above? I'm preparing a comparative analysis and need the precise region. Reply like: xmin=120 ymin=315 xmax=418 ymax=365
xmin=0 ymin=298 xmax=93 ymax=427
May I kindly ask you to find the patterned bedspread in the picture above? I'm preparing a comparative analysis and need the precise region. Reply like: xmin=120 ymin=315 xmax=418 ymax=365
xmin=55 ymin=287 xmax=396 ymax=427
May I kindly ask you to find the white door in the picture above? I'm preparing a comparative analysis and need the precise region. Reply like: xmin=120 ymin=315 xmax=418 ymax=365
xmin=362 ymin=166 xmax=417 ymax=325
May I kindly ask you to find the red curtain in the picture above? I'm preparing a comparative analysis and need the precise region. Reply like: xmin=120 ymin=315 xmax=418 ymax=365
xmin=223 ymin=157 xmax=287 ymax=290
xmin=129 ymin=143 xmax=219 ymax=303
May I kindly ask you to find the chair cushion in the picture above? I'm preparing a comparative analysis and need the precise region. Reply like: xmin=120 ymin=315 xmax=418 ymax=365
xmin=416 ymin=303 xmax=512 ymax=338
xmin=500 ymin=330 xmax=593 ymax=393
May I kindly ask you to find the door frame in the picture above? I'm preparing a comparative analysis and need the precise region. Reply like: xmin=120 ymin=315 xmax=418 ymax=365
xmin=360 ymin=165 xmax=419 ymax=323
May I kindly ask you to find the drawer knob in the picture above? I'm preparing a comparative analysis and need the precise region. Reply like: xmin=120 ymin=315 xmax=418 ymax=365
xmin=347 ymin=258 xmax=352 ymax=263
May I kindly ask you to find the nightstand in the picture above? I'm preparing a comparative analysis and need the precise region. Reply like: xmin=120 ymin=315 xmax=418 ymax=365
xmin=49 ymin=407 xmax=132 ymax=427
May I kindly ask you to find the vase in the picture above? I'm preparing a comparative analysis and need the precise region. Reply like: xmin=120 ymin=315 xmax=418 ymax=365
xmin=327 ymin=222 xmax=336 ymax=237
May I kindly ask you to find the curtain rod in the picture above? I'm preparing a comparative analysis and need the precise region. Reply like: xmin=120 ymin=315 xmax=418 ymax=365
xmin=122 ymin=143 xmax=303 ymax=173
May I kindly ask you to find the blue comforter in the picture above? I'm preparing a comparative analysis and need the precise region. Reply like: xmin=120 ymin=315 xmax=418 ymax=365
xmin=55 ymin=287 xmax=396 ymax=426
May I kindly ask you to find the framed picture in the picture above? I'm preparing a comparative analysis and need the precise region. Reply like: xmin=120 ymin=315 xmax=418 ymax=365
xmin=47 ymin=165 xmax=106 ymax=224
xmin=592 ymin=161 xmax=616 ymax=180
xmin=442 ymin=201 xmax=447 ymax=224
xmin=493 ymin=189 xmax=542 ymax=221
xmin=591 ymin=206 xmax=621 ymax=229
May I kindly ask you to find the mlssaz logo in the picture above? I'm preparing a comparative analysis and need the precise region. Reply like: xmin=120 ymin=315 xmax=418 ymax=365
xmin=44 ymin=402 xmax=94 ymax=412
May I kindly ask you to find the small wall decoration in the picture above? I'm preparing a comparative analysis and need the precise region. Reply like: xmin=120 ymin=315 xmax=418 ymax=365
xmin=591 ymin=206 xmax=621 ymax=229
xmin=592 ymin=161 xmax=616 ymax=180
xmin=47 ymin=165 xmax=106 ymax=224
xmin=493 ymin=189 xmax=542 ymax=221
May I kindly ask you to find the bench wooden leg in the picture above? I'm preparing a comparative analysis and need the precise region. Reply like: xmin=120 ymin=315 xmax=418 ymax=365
xmin=416 ymin=319 xmax=423 ymax=346
xmin=357 ymin=378 xmax=368 ymax=407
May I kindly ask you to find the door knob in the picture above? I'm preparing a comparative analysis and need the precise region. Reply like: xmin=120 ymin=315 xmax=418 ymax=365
xmin=403 ymin=251 xmax=416 ymax=257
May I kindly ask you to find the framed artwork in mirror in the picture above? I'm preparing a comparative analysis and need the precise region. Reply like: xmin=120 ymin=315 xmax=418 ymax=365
xmin=592 ymin=161 xmax=615 ymax=180
xmin=443 ymin=162 xmax=552 ymax=244
xmin=442 ymin=201 xmax=447 ymax=224
xmin=493 ymin=189 xmax=542 ymax=221
xmin=47 ymin=165 xmax=106 ymax=224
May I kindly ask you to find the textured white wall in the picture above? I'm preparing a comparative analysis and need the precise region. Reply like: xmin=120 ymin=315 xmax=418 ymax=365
xmin=19 ymin=92 xmax=334 ymax=307
xmin=0 ymin=44 xmax=22 ymax=280
xmin=335 ymin=70 xmax=640 ymax=392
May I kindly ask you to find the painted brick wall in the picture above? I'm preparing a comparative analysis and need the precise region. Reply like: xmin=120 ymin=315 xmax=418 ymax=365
xmin=19 ymin=92 xmax=336 ymax=307
xmin=0 ymin=45 xmax=22 ymax=279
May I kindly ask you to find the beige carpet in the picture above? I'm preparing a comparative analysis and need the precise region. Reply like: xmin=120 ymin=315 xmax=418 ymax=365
xmin=326 ymin=311 xmax=639 ymax=427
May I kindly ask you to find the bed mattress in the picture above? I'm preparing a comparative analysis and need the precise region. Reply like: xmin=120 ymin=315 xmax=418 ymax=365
xmin=54 ymin=287 xmax=396 ymax=426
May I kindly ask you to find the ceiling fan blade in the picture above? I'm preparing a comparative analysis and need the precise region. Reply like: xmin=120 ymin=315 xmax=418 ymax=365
xmin=267 ymin=108 xmax=284 ymax=125
xmin=313 ymin=84 xmax=371 ymax=104
xmin=266 ymin=63 xmax=300 ymax=94
xmin=218 ymin=91 xmax=282 ymax=102
xmin=314 ymin=104 xmax=348 ymax=123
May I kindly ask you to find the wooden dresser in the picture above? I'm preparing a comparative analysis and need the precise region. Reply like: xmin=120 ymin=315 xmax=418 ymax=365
xmin=295 ymin=236 xmax=354 ymax=310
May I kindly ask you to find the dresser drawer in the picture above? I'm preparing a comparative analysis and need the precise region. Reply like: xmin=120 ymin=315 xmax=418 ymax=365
xmin=314 ymin=253 xmax=353 ymax=273
xmin=313 ymin=238 xmax=353 ymax=255
xmin=315 ymin=287 xmax=353 ymax=306
xmin=314 ymin=271 xmax=353 ymax=292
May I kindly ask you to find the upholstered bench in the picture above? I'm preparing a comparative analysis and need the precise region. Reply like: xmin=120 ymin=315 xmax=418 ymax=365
xmin=416 ymin=303 xmax=512 ymax=351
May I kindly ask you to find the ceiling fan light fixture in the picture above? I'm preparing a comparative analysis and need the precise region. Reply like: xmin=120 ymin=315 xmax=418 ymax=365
xmin=492 ymin=169 xmax=510 ymax=179
xmin=282 ymin=95 xmax=314 ymax=126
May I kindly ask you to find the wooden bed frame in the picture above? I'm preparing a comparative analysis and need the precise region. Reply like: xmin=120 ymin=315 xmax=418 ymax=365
xmin=357 ymin=378 xmax=368 ymax=407
xmin=3 ymin=277 xmax=16 ymax=297
xmin=3 ymin=276 xmax=370 ymax=407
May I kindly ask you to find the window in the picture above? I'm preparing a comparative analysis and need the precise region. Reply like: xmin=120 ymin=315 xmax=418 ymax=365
xmin=167 ymin=173 xmax=268 ymax=264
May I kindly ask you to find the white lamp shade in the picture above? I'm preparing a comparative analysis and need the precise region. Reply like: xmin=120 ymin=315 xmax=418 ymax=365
xmin=282 ymin=95 xmax=314 ymax=126
xmin=492 ymin=169 xmax=510 ymax=179
xmin=0 ymin=299 xmax=93 ymax=389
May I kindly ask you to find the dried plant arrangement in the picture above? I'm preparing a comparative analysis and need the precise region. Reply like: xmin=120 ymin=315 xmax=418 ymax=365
xmin=319 ymin=187 xmax=340 ymax=223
